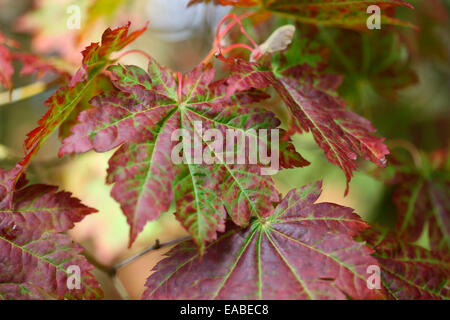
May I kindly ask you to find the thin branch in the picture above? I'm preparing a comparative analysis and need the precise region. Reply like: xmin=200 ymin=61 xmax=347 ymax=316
xmin=82 ymin=249 xmax=115 ymax=277
xmin=177 ymin=72 xmax=183 ymax=102
xmin=114 ymin=236 xmax=192 ymax=271
xmin=216 ymin=13 xmax=258 ymax=49
xmin=82 ymin=236 xmax=191 ymax=299
xmin=114 ymin=49 xmax=152 ymax=62
xmin=202 ymin=12 xmax=256 ymax=65
xmin=83 ymin=236 xmax=192 ymax=276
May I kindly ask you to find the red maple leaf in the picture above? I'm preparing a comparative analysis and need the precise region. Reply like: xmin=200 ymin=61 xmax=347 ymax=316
xmin=143 ymin=181 xmax=385 ymax=300
xmin=225 ymin=60 xmax=389 ymax=194
xmin=0 ymin=168 xmax=102 ymax=299
xmin=16 ymin=22 xmax=147 ymax=182
xmin=59 ymin=60 xmax=308 ymax=250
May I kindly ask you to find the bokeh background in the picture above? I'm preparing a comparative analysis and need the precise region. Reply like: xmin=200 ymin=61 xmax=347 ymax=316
xmin=0 ymin=0 xmax=449 ymax=299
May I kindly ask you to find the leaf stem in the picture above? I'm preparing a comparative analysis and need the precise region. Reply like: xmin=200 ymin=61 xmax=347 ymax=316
xmin=215 ymin=11 xmax=255 ymax=47
xmin=201 ymin=12 xmax=257 ymax=65
xmin=177 ymin=72 xmax=182 ymax=101
xmin=114 ymin=236 xmax=192 ymax=271
xmin=216 ymin=13 xmax=258 ymax=49
xmin=202 ymin=43 xmax=254 ymax=65
xmin=115 ymin=49 xmax=152 ymax=61
xmin=82 ymin=236 xmax=192 ymax=299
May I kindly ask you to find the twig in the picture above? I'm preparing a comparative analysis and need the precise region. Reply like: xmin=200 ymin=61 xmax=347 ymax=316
xmin=82 ymin=236 xmax=192 ymax=299
xmin=201 ymin=12 xmax=257 ymax=64
xmin=82 ymin=249 xmax=115 ymax=277
xmin=114 ymin=49 xmax=152 ymax=62
xmin=114 ymin=236 xmax=192 ymax=271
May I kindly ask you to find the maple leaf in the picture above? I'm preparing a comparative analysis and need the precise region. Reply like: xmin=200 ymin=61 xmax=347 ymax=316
xmin=143 ymin=181 xmax=384 ymax=300
xmin=387 ymin=150 xmax=450 ymax=252
xmin=17 ymin=0 xmax=145 ymax=62
xmin=81 ymin=0 xmax=134 ymax=41
xmin=12 ymin=52 xmax=71 ymax=81
xmin=394 ymin=175 xmax=450 ymax=252
xmin=361 ymin=229 xmax=450 ymax=299
xmin=0 ymin=31 xmax=19 ymax=92
xmin=15 ymin=0 xmax=90 ymax=62
xmin=58 ymin=74 xmax=115 ymax=140
xmin=17 ymin=23 xmax=147 ymax=180
xmin=226 ymin=60 xmax=389 ymax=194
xmin=311 ymin=29 xmax=418 ymax=105
xmin=371 ymin=149 xmax=450 ymax=252
xmin=189 ymin=0 xmax=415 ymax=29
xmin=0 ymin=168 xmax=102 ymax=299
xmin=0 ymin=32 xmax=71 ymax=95
xmin=60 ymin=60 xmax=308 ymax=250
xmin=188 ymin=0 xmax=259 ymax=6
xmin=0 ymin=166 xmax=20 ymax=209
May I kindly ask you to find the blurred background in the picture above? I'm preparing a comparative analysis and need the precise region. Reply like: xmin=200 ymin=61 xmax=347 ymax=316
xmin=0 ymin=0 xmax=449 ymax=299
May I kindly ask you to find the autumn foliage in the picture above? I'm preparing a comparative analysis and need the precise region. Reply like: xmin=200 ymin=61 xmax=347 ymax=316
xmin=0 ymin=0 xmax=448 ymax=300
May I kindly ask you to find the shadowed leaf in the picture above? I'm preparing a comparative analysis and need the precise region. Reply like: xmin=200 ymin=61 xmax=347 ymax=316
xmin=0 ymin=168 xmax=102 ymax=300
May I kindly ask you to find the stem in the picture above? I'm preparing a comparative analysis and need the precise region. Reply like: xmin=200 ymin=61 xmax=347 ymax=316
xmin=114 ymin=236 xmax=192 ymax=271
xmin=177 ymin=72 xmax=182 ymax=102
xmin=84 ymin=236 xmax=192 ymax=276
xmin=222 ymin=43 xmax=254 ymax=54
xmin=83 ymin=249 xmax=115 ymax=276
xmin=202 ymin=43 xmax=254 ymax=65
xmin=82 ymin=236 xmax=192 ymax=299
xmin=201 ymin=12 xmax=257 ymax=65
xmin=115 ymin=49 xmax=152 ymax=61
xmin=215 ymin=12 xmax=256 ymax=48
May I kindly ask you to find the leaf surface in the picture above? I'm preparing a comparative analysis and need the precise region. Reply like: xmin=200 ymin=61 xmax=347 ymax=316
xmin=143 ymin=181 xmax=384 ymax=299
xmin=0 ymin=168 xmax=102 ymax=300
xmin=362 ymin=229 xmax=450 ymax=299
xmin=17 ymin=23 xmax=147 ymax=179
xmin=189 ymin=0 xmax=414 ymax=29
xmin=379 ymin=150 xmax=450 ymax=252
xmin=61 ymin=61 xmax=308 ymax=250
xmin=0 ymin=32 xmax=19 ymax=92
xmin=228 ymin=60 xmax=389 ymax=193
xmin=394 ymin=174 xmax=450 ymax=252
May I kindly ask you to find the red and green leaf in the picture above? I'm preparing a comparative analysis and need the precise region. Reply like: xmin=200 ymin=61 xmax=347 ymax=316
xmin=362 ymin=229 xmax=450 ymax=299
xmin=12 ymin=52 xmax=71 ymax=81
xmin=0 ymin=168 xmax=102 ymax=300
xmin=0 ymin=31 xmax=19 ymax=92
xmin=17 ymin=22 xmax=147 ymax=178
xmin=378 ymin=150 xmax=450 ymax=252
xmin=143 ymin=181 xmax=385 ymax=300
xmin=60 ymin=60 xmax=308 ymax=250
xmin=394 ymin=174 xmax=449 ymax=252
xmin=227 ymin=60 xmax=389 ymax=194
xmin=189 ymin=0 xmax=415 ymax=29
